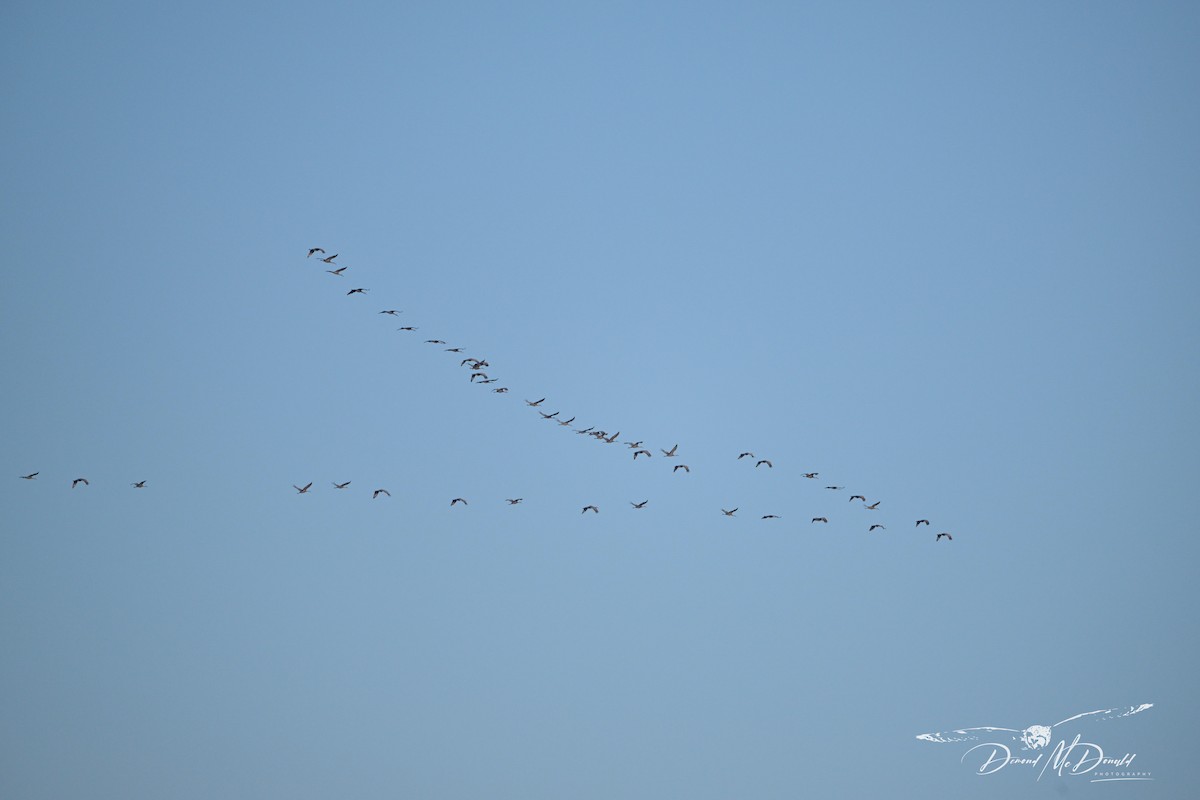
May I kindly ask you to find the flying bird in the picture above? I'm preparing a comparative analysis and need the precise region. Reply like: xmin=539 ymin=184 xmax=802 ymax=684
xmin=450 ymin=498 xmax=468 ymax=506
xmin=625 ymin=441 xmax=644 ymax=449
xmin=673 ymin=464 xmax=690 ymax=473
xmin=538 ymin=410 xmax=559 ymax=420
xmin=373 ymin=489 xmax=391 ymax=499
xmin=326 ymin=266 xmax=347 ymax=276
xmin=738 ymin=452 xmax=755 ymax=460
xmin=722 ymin=508 xmax=737 ymax=517
xmin=916 ymin=519 xmax=931 ymax=527
xmin=869 ymin=524 xmax=885 ymax=531
xmin=293 ymin=482 xmax=312 ymax=494
xmin=132 ymin=481 xmax=146 ymax=488
xmin=492 ymin=387 xmax=508 ymax=393
xmin=865 ymin=501 xmax=881 ymax=510
xmin=307 ymin=247 xmax=325 ymax=258
xmin=937 ymin=532 xmax=953 ymax=541
xmin=72 ymin=478 xmax=89 ymax=488
xmin=802 ymin=472 xmax=819 ymax=479
xmin=632 ymin=449 xmax=652 ymax=460
xmin=506 ymin=498 xmax=523 ymax=505
xmin=849 ymin=495 xmax=867 ymax=503
xmin=347 ymin=288 xmax=368 ymax=295
xmin=320 ymin=253 xmax=339 ymax=264
xmin=582 ymin=505 xmax=600 ymax=514
xmin=425 ymin=340 xmax=446 ymax=345
xmin=812 ymin=517 xmax=828 ymax=523
xmin=558 ymin=417 xmax=575 ymax=426
xmin=332 ymin=481 xmax=351 ymax=489
xmin=661 ymin=444 xmax=679 ymax=457
xmin=916 ymin=703 xmax=1153 ymax=751
xmin=397 ymin=326 xmax=418 ymax=331
xmin=631 ymin=501 xmax=648 ymax=509
xmin=379 ymin=310 xmax=401 ymax=315
xmin=756 ymin=460 xmax=773 ymax=468
xmin=445 ymin=347 xmax=464 ymax=353
xmin=20 ymin=472 xmax=38 ymax=480
xmin=603 ymin=431 xmax=620 ymax=443
xmin=525 ymin=398 xmax=545 ymax=406
xmin=825 ymin=486 xmax=844 ymax=490
xmin=761 ymin=514 xmax=781 ymax=520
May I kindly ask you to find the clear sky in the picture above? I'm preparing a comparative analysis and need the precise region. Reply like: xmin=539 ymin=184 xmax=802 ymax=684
xmin=2 ymin=2 xmax=1196 ymax=797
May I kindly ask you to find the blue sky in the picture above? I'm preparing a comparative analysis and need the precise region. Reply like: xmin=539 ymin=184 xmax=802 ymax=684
xmin=2 ymin=2 xmax=1196 ymax=797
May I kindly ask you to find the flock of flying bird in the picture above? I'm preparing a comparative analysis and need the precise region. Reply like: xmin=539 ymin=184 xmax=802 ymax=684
xmin=14 ymin=247 xmax=954 ymax=542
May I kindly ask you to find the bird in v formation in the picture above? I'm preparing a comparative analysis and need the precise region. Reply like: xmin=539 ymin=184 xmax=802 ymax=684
xmin=14 ymin=249 xmax=953 ymax=543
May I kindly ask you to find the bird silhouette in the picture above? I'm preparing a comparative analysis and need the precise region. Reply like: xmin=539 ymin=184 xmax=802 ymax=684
xmin=332 ymin=481 xmax=351 ymax=489
xmin=849 ymin=495 xmax=867 ymax=503
xmin=812 ymin=517 xmax=828 ymax=523
xmin=869 ymin=524 xmax=885 ymax=531
xmin=673 ymin=464 xmax=690 ymax=473
xmin=802 ymin=472 xmax=819 ymax=479
xmin=525 ymin=398 xmax=545 ymax=406
xmin=132 ymin=481 xmax=146 ymax=488
xmin=450 ymin=498 xmax=468 ymax=506
xmin=662 ymin=444 xmax=679 ymax=457
xmin=582 ymin=505 xmax=599 ymax=514
xmin=373 ymin=489 xmax=391 ymax=499
xmin=916 ymin=519 xmax=931 ymax=527
xmin=737 ymin=452 xmax=755 ymax=460
xmin=293 ymin=482 xmax=312 ymax=494
xmin=633 ymin=449 xmax=652 ymax=460
xmin=326 ymin=266 xmax=347 ymax=276
xmin=347 ymin=288 xmax=368 ymax=295
xmin=320 ymin=254 xmax=339 ymax=264
xmin=761 ymin=514 xmax=781 ymax=520
xmin=72 ymin=478 xmax=89 ymax=488
xmin=756 ymin=460 xmax=773 ymax=468
xmin=722 ymin=508 xmax=737 ymax=517
xmin=506 ymin=498 xmax=523 ymax=505
xmin=307 ymin=247 xmax=325 ymax=258
xmin=379 ymin=309 xmax=401 ymax=315
xmin=937 ymin=532 xmax=953 ymax=541
xmin=20 ymin=472 xmax=38 ymax=480
xmin=865 ymin=501 xmax=880 ymax=510
xmin=631 ymin=501 xmax=648 ymax=509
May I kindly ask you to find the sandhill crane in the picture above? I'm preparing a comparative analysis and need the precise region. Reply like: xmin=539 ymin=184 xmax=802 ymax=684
xmin=633 ymin=450 xmax=652 ymax=460
xmin=307 ymin=247 xmax=325 ymax=258
xmin=673 ymin=464 xmax=690 ymax=473
xmin=756 ymin=460 xmax=773 ymax=468
xmin=631 ymin=501 xmax=648 ymax=509
xmin=812 ymin=517 xmax=828 ymax=523
xmin=379 ymin=309 xmax=401 ymax=315
xmin=937 ymin=532 xmax=953 ymax=541
xmin=722 ymin=508 xmax=737 ymax=517
xmin=869 ymin=525 xmax=885 ymax=531
xmin=347 ymin=288 xmax=368 ymax=295
xmin=506 ymin=498 xmax=523 ymax=505
xmin=761 ymin=514 xmax=781 ymax=520
xmin=802 ymin=472 xmax=819 ymax=479
xmin=450 ymin=498 xmax=468 ymax=506
xmin=132 ymin=481 xmax=146 ymax=488
xmin=864 ymin=501 xmax=880 ymax=510
xmin=525 ymin=398 xmax=545 ymax=406
xmin=738 ymin=452 xmax=754 ymax=460
xmin=294 ymin=482 xmax=312 ymax=494
xmin=320 ymin=253 xmax=338 ymax=264
xmin=916 ymin=520 xmax=931 ymax=527
xmin=20 ymin=472 xmax=38 ymax=480
xmin=849 ymin=495 xmax=867 ymax=503
xmin=333 ymin=481 xmax=351 ymax=489
xmin=326 ymin=266 xmax=347 ymax=276
xmin=72 ymin=478 xmax=89 ymax=488
xmin=373 ymin=489 xmax=391 ymax=499
xmin=582 ymin=505 xmax=599 ymax=514
xmin=662 ymin=444 xmax=679 ymax=457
